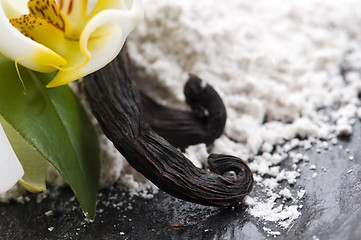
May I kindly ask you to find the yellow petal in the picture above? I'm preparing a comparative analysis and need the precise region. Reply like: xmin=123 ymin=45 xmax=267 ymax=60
xmin=47 ymin=25 xmax=122 ymax=87
xmin=46 ymin=0 xmax=143 ymax=87
xmin=84 ymin=0 xmax=129 ymax=38
xmin=62 ymin=0 xmax=128 ymax=39
xmin=89 ymin=0 xmax=128 ymax=17
xmin=10 ymin=14 xmax=66 ymax=56
xmin=27 ymin=0 xmax=67 ymax=32
xmin=58 ymin=0 xmax=87 ymax=21
xmin=0 ymin=1 xmax=67 ymax=72
xmin=57 ymin=0 xmax=88 ymax=38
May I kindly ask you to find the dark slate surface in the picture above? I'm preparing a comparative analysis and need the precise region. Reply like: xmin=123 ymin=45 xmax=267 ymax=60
xmin=1 ymin=119 xmax=361 ymax=240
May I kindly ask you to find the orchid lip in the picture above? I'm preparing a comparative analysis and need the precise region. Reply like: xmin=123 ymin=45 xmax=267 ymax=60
xmin=0 ymin=0 xmax=144 ymax=87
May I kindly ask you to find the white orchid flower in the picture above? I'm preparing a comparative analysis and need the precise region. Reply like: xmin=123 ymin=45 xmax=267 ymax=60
xmin=0 ymin=0 xmax=143 ymax=88
xmin=0 ymin=123 xmax=24 ymax=193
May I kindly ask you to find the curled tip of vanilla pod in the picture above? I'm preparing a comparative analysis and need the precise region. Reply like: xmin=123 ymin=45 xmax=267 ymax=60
xmin=140 ymin=73 xmax=226 ymax=150
xmin=83 ymin=46 xmax=253 ymax=206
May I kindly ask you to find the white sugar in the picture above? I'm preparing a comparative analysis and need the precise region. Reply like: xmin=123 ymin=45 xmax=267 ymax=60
xmin=126 ymin=0 xmax=361 ymax=232
xmin=297 ymin=190 xmax=306 ymax=199
xmin=184 ymin=144 xmax=209 ymax=168
xmin=279 ymin=188 xmax=292 ymax=200
xmin=2 ymin=0 xmax=361 ymax=236
xmin=309 ymin=165 xmax=317 ymax=170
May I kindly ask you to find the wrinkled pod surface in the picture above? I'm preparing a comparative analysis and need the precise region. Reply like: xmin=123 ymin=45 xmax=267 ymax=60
xmin=83 ymin=47 xmax=253 ymax=206
xmin=140 ymin=74 xmax=226 ymax=150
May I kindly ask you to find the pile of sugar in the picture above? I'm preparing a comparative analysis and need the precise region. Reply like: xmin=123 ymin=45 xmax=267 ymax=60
xmin=125 ymin=0 xmax=361 ymax=235
xmin=2 ymin=0 xmax=361 ymax=236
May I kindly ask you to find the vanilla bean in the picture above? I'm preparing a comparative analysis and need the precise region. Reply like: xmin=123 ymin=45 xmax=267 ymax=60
xmin=83 ymin=48 xmax=253 ymax=206
xmin=140 ymin=74 xmax=226 ymax=150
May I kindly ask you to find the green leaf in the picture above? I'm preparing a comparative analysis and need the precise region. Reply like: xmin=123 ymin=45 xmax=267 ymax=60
xmin=0 ymin=55 xmax=100 ymax=219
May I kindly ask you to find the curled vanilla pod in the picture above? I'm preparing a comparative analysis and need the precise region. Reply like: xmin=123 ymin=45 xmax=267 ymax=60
xmin=83 ymin=48 xmax=253 ymax=206
xmin=140 ymin=74 xmax=226 ymax=150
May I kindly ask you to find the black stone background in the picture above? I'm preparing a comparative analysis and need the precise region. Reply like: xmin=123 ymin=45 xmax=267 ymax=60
xmin=1 ymin=120 xmax=361 ymax=240
xmin=1 ymin=69 xmax=361 ymax=239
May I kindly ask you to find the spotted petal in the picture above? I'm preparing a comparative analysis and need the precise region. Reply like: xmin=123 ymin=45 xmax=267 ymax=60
xmin=0 ymin=0 xmax=67 ymax=73
xmin=0 ymin=122 xmax=24 ymax=193
xmin=47 ymin=0 xmax=143 ymax=87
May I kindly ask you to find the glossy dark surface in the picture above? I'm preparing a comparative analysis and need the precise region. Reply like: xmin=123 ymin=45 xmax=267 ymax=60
xmin=1 ymin=122 xmax=361 ymax=240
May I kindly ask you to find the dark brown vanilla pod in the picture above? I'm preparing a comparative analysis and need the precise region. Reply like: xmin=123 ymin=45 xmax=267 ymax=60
xmin=140 ymin=74 xmax=226 ymax=150
xmin=83 ymin=48 xmax=253 ymax=206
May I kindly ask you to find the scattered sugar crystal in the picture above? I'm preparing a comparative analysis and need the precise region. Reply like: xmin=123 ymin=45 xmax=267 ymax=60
xmin=291 ymin=153 xmax=304 ymax=164
xmin=261 ymin=142 xmax=273 ymax=153
xmin=263 ymin=227 xmax=281 ymax=237
xmin=345 ymin=71 xmax=360 ymax=83
xmin=263 ymin=178 xmax=279 ymax=190
xmin=97 ymin=134 xmax=126 ymax=188
xmin=278 ymin=206 xmax=302 ymax=228
xmin=309 ymin=165 xmax=317 ymax=170
xmin=297 ymin=190 xmax=306 ymax=199
xmin=119 ymin=173 xmax=158 ymax=199
xmin=15 ymin=196 xmax=25 ymax=204
xmin=303 ymin=141 xmax=313 ymax=150
xmin=243 ymin=196 xmax=256 ymax=207
xmin=268 ymin=167 xmax=280 ymax=177
xmin=269 ymin=153 xmax=287 ymax=165
xmin=2 ymin=0 xmax=361 ymax=235
xmin=249 ymin=156 xmax=270 ymax=176
xmin=357 ymin=108 xmax=361 ymax=119
xmin=184 ymin=143 xmax=209 ymax=168
xmin=276 ymin=170 xmax=300 ymax=184
xmin=336 ymin=123 xmax=353 ymax=136
xmin=0 ymin=185 xmax=25 ymax=203
xmin=45 ymin=210 xmax=54 ymax=217
xmin=248 ymin=197 xmax=301 ymax=228
xmin=252 ymin=174 xmax=263 ymax=183
xmin=279 ymin=188 xmax=292 ymax=199
xmin=283 ymin=139 xmax=300 ymax=153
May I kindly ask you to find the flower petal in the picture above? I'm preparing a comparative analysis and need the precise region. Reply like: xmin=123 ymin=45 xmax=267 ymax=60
xmin=46 ymin=0 xmax=143 ymax=87
xmin=10 ymin=14 xmax=66 ymax=55
xmin=88 ymin=0 xmax=128 ymax=17
xmin=0 ymin=1 xmax=67 ymax=72
xmin=0 ymin=122 xmax=24 ymax=193
xmin=1 ymin=0 xmax=28 ymax=18
xmin=65 ymin=0 xmax=129 ymax=40
xmin=28 ymin=0 xmax=67 ymax=31
xmin=58 ymin=0 xmax=87 ymax=20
